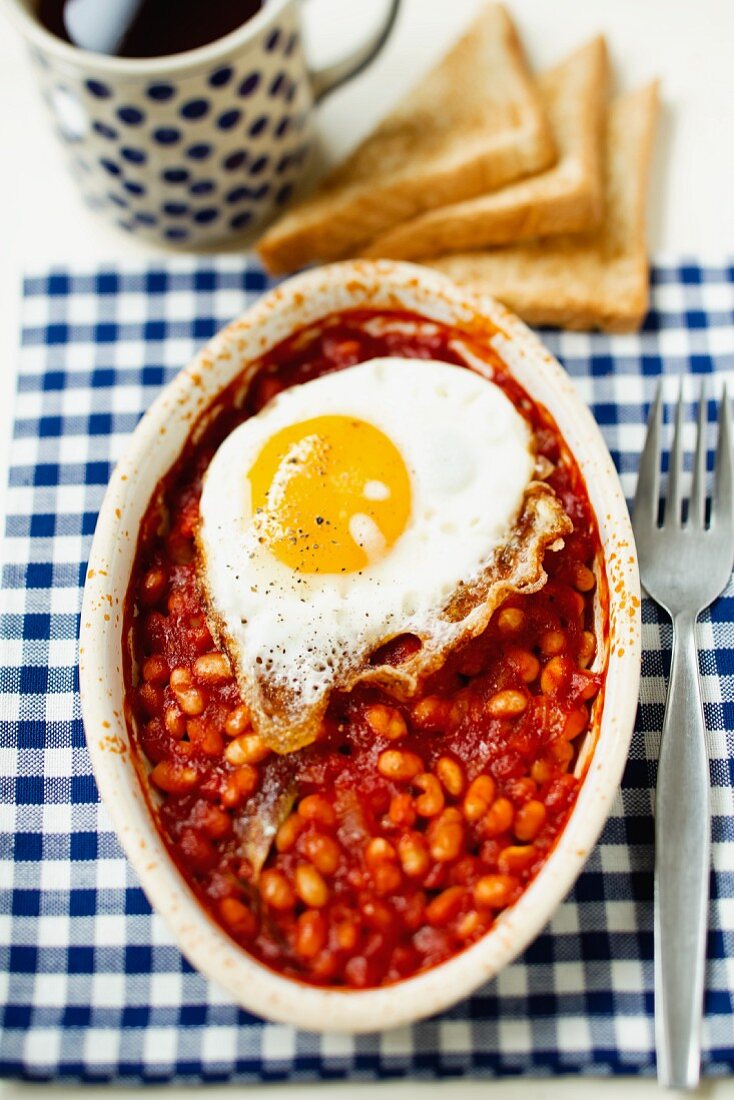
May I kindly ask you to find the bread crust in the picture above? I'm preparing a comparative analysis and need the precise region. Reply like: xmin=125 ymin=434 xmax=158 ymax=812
xmin=256 ymin=4 xmax=555 ymax=275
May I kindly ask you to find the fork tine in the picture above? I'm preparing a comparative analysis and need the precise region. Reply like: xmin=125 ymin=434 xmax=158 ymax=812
xmin=633 ymin=382 xmax=663 ymax=529
xmin=712 ymin=383 xmax=733 ymax=530
xmin=667 ymin=382 xmax=685 ymax=527
xmin=690 ymin=379 xmax=708 ymax=528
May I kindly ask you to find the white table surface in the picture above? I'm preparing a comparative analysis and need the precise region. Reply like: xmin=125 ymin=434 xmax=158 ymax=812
xmin=1 ymin=1 xmax=733 ymax=1096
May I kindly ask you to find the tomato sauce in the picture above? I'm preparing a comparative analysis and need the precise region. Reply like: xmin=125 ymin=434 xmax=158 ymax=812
xmin=123 ymin=310 xmax=605 ymax=988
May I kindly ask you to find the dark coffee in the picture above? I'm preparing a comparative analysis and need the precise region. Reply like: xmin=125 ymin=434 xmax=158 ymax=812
xmin=37 ymin=0 xmax=265 ymax=58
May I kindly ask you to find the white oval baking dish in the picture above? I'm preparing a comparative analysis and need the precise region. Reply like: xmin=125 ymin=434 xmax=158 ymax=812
xmin=79 ymin=260 xmax=640 ymax=1033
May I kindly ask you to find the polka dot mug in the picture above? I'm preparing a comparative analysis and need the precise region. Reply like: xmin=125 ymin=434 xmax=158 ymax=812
xmin=4 ymin=0 xmax=401 ymax=246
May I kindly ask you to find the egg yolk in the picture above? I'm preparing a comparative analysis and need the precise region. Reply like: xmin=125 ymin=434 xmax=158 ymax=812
xmin=247 ymin=415 xmax=412 ymax=573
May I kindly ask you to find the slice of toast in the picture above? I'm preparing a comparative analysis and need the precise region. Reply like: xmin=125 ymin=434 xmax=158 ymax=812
xmin=256 ymin=4 xmax=555 ymax=275
xmin=362 ymin=37 xmax=608 ymax=261
xmin=427 ymin=83 xmax=660 ymax=333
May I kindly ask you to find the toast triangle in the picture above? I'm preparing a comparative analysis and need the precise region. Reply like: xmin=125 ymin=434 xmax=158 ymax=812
xmin=363 ymin=37 xmax=609 ymax=260
xmin=427 ymin=83 xmax=660 ymax=333
xmin=257 ymin=4 xmax=555 ymax=274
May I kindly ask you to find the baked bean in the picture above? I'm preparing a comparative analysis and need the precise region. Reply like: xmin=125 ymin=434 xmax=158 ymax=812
xmin=509 ymin=648 xmax=541 ymax=684
xmin=514 ymin=800 xmax=547 ymax=842
xmin=426 ymin=886 xmax=465 ymax=927
xmin=545 ymin=774 xmax=578 ymax=813
xmin=224 ymin=704 xmax=251 ymax=737
xmin=563 ymin=705 xmax=588 ymax=741
xmin=219 ymin=896 xmax=257 ymax=939
xmin=540 ymin=630 xmax=566 ymax=656
xmin=435 ymin=756 xmax=465 ymax=798
xmin=332 ymin=338 xmax=361 ymax=359
xmin=260 ymin=869 xmax=296 ymax=911
xmin=193 ymin=651 xmax=231 ymax=683
xmin=505 ymin=777 xmax=537 ymax=805
xmin=151 ymin=759 xmax=199 ymax=794
xmin=413 ymin=773 xmax=445 ymax=817
xmin=448 ymin=695 xmax=469 ymax=730
xmin=194 ymin=802 xmax=232 ymax=841
xmin=179 ymin=827 xmax=216 ymax=871
xmin=221 ymin=765 xmax=259 ymax=808
xmin=303 ymin=833 xmax=341 ymax=876
xmin=498 ymin=844 xmax=537 ymax=875
xmin=428 ymin=808 xmax=464 ymax=862
xmin=275 ymin=813 xmax=304 ymax=853
xmin=310 ymin=951 xmax=339 ymax=981
xmin=334 ymin=917 xmax=360 ymax=953
xmin=361 ymin=898 xmax=393 ymax=932
xmin=141 ymin=612 xmax=165 ymax=661
xmin=569 ymin=589 xmax=586 ymax=618
xmin=578 ymin=673 xmax=601 ymax=701
xmin=486 ymin=689 xmax=528 ymax=718
xmin=169 ymin=666 xmax=190 ymax=690
xmin=398 ymin=832 xmax=430 ymax=879
xmin=365 ymin=704 xmax=407 ymax=741
xmin=411 ymin=695 xmax=450 ymax=732
xmin=140 ymin=567 xmax=167 ymax=607
xmin=456 ymin=909 xmax=486 ymax=940
xmin=530 ymin=758 xmax=554 ymax=786
xmin=299 ymin=793 xmax=337 ymax=828
xmin=187 ymin=617 xmax=214 ymax=655
xmin=389 ymin=792 xmax=417 ymax=828
xmin=377 ymin=749 xmax=423 ymax=783
xmin=138 ymin=681 xmax=164 ymax=718
xmin=463 ymin=775 xmax=496 ymax=823
xmin=577 ymin=631 xmax=597 ymax=669
xmin=296 ymin=910 xmax=327 ymax=959
xmin=540 ymin=656 xmax=571 ymax=697
xmin=574 ymin=563 xmax=596 ymax=592
xmin=167 ymin=590 xmax=186 ymax=616
xmin=365 ymin=837 xmax=397 ymax=868
xmin=142 ymin=655 xmax=169 ymax=684
xmin=482 ymin=797 xmax=514 ymax=837
xmin=550 ymin=738 xmax=574 ymax=770
xmin=224 ymin=731 xmax=270 ymax=766
xmin=372 ymin=860 xmax=402 ymax=896
xmin=164 ymin=706 xmax=186 ymax=739
xmin=402 ymin=892 xmax=427 ymax=931
xmin=170 ymin=667 xmax=205 ymax=716
xmin=497 ymin=607 xmax=525 ymax=633
xmin=295 ymin=863 xmax=329 ymax=907
xmin=474 ymin=873 xmax=519 ymax=909
xmin=187 ymin=717 xmax=224 ymax=757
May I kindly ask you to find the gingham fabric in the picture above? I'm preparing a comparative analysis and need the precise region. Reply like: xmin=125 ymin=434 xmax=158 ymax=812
xmin=1 ymin=258 xmax=734 ymax=1083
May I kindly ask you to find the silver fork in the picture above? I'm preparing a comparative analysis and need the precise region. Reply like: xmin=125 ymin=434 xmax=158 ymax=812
xmin=632 ymin=381 xmax=733 ymax=1090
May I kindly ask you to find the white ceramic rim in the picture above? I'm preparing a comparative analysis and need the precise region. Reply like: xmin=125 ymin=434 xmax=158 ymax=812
xmin=79 ymin=259 xmax=641 ymax=1034
xmin=1 ymin=0 xmax=292 ymax=77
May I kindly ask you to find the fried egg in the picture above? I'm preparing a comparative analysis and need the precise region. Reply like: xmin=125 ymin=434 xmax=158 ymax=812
xmin=197 ymin=357 xmax=568 ymax=753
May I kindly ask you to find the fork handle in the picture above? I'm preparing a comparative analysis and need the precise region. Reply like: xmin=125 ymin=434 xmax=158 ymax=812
xmin=655 ymin=610 xmax=710 ymax=1089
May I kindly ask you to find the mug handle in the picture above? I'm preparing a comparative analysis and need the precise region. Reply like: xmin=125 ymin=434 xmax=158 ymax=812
xmin=306 ymin=0 xmax=402 ymax=102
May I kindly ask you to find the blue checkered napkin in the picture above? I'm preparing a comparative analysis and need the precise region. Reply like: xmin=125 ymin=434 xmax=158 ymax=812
xmin=1 ymin=259 xmax=734 ymax=1083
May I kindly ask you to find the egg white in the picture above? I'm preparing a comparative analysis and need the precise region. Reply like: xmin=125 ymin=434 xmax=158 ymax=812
xmin=197 ymin=357 xmax=534 ymax=743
